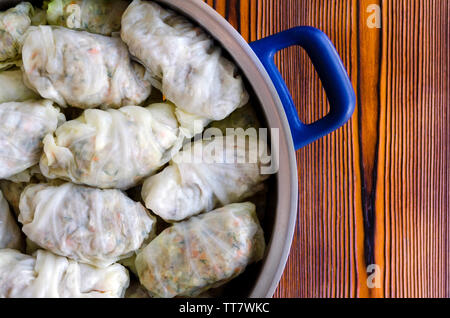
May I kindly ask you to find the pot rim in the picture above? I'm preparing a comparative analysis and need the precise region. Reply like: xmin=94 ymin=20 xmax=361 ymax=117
xmin=156 ymin=0 xmax=299 ymax=298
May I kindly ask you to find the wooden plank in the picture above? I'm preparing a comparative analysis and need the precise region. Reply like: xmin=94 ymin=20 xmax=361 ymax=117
xmin=205 ymin=0 xmax=449 ymax=298
xmin=373 ymin=0 xmax=450 ymax=298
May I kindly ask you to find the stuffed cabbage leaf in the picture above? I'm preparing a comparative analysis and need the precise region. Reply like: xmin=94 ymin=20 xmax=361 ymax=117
xmin=40 ymin=103 xmax=183 ymax=189
xmin=135 ymin=202 xmax=265 ymax=298
xmin=0 ymin=99 xmax=64 ymax=179
xmin=19 ymin=182 xmax=156 ymax=267
xmin=0 ymin=2 xmax=33 ymax=63
xmin=0 ymin=249 xmax=129 ymax=297
xmin=22 ymin=26 xmax=151 ymax=109
xmin=121 ymin=0 xmax=248 ymax=136
xmin=141 ymin=136 xmax=270 ymax=222
xmin=47 ymin=0 xmax=128 ymax=35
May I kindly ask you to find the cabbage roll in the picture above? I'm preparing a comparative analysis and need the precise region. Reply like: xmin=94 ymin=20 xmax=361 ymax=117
xmin=22 ymin=26 xmax=151 ymax=109
xmin=135 ymin=202 xmax=265 ymax=298
xmin=0 ymin=100 xmax=64 ymax=179
xmin=0 ymin=249 xmax=129 ymax=297
xmin=0 ymin=2 xmax=33 ymax=63
xmin=121 ymin=0 xmax=248 ymax=136
xmin=19 ymin=182 xmax=156 ymax=268
xmin=40 ymin=103 xmax=183 ymax=189
xmin=47 ymin=0 xmax=128 ymax=35
xmin=0 ymin=69 xmax=38 ymax=103
xmin=0 ymin=190 xmax=23 ymax=250
xmin=141 ymin=136 xmax=270 ymax=222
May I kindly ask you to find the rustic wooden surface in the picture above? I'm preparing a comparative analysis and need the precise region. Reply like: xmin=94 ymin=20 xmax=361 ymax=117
xmin=206 ymin=0 xmax=450 ymax=298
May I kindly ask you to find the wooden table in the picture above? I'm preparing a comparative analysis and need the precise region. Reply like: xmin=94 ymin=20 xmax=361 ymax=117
xmin=206 ymin=0 xmax=449 ymax=298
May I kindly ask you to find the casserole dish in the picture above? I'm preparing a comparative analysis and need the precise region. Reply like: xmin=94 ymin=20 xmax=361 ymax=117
xmin=0 ymin=0 xmax=355 ymax=297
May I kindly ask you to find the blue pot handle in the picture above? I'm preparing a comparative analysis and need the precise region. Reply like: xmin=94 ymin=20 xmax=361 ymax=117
xmin=250 ymin=26 xmax=356 ymax=150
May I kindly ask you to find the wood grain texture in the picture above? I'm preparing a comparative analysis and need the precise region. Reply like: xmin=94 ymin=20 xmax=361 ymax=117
xmin=206 ymin=0 xmax=450 ymax=298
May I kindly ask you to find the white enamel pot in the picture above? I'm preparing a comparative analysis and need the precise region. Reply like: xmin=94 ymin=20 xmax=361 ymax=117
xmin=0 ymin=0 xmax=355 ymax=298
